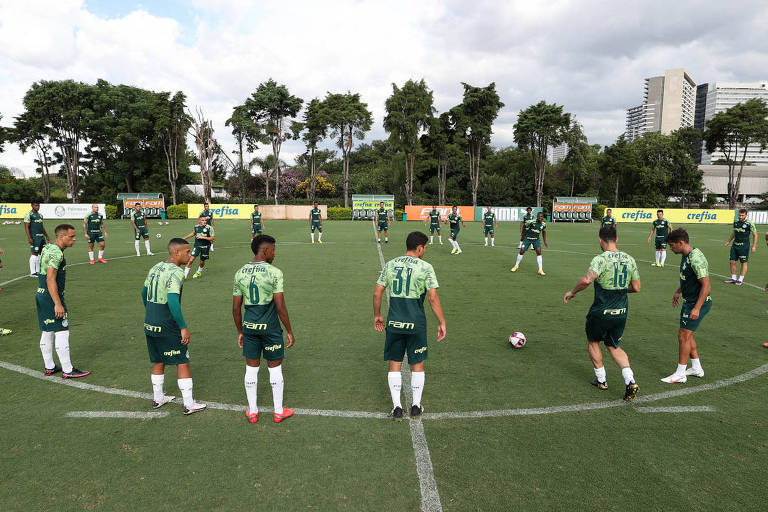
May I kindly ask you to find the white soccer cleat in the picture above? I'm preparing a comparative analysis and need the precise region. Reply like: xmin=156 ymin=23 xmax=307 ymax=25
xmin=183 ymin=402 xmax=207 ymax=415
xmin=660 ymin=373 xmax=687 ymax=384
xmin=685 ymin=367 xmax=704 ymax=378
xmin=152 ymin=395 xmax=176 ymax=409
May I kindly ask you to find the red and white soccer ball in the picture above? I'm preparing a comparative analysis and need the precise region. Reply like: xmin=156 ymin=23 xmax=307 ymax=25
xmin=155 ymin=233 xmax=162 ymax=239
xmin=509 ymin=332 xmax=526 ymax=348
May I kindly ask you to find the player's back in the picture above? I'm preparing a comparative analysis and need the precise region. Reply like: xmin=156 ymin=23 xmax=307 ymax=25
xmin=589 ymin=250 xmax=638 ymax=315
xmin=378 ymin=256 xmax=438 ymax=332
xmin=234 ymin=262 xmax=283 ymax=332
xmin=38 ymin=244 xmax=65 ymax=291
xmin=143 ymin=261 xmax=184 ymax=335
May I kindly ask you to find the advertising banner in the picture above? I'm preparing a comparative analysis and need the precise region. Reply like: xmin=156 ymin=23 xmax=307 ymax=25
xmin=0 ymin=203 xmax=29 ymax=218
xmin=122 ymin=198 xmax=165 ymax=218
xmin=0 ymin=203 xmax=105 ymax=219
xmin=747 ymin=211 xmax=768 ymax=224
xmin=553 ymin=202 xmax=592 ymax=213
xmin=473 ymin=206 xmax=543 ymax=222
xmin=405 ymin=205 xmax=474 ymax=221
xmin=611 ymin=208 xmax=734 ymax=224
xmin=187 ymin=204 xmax=327 ymax=220
xmin=352 ymin=195 xmax=395 ymax=210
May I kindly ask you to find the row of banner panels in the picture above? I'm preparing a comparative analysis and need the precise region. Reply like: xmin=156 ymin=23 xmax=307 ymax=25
xmin=351 ymin=194 xmax=395 ymax=210
xmin=473 ymin=206 xmax=543 ymax=222
xmin=404 ymin=205 xmax=540 ymax=222
xmin=0 ymin=203 xmax=106 ymax=219
xmin=612 ymin=208 xmax=735 ymax=224
xmin=747 ymin=211 xmax=768 ymax=224
xmin=187 ymin=204 xmax=327 ymax=220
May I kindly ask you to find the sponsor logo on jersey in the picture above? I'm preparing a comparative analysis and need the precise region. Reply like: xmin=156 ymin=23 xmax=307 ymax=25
xmin=244 ymin=321 xmax=268 ymax=330
xmin=144 ymin=323 xmax=162 ymax=333
xmin=264 ymin=344 xmax=282 ymax=352
xmin=163 ymin=349 xmax=181 ymax=356
xmin=43 ymin=318 xmax=55 ymax=325
xmin=388 ymin=320 xmax=415 ymax=329
xmin=36 ymin=288 xmax=46 ymax=294
xmin=603 ymin=308 xmax=627 ymax=316
xmin=414 ymin=347 xmax=427 ymax=354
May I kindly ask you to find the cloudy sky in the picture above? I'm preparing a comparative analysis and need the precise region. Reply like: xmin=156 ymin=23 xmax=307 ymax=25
xmin=1 ymin=0 xmax=766 ymax=176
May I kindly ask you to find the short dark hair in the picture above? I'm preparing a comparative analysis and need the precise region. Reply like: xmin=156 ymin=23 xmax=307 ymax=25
xmin=204 ymin=202 xmax=209 ymax=206
xmin=599 ymin=226 xmax=617 ymax=242
xmin=135 ymin=202 xmax=141 ymax=206
xmin=657 ymin=209 xmax=663 ymax=214
xmin=526 ymin=207 xmax=532 ymax=211
xmin=666 ymin=228 xmax=689 ymax=244
xmin=251 ymin=234 xmax=276 ymax=255
xmin=167 ymin=237 xmax=189 ymax=252
xmin=54 ymin=224 xmax=75 ymax=235
xmin=406 ymin=231 xmax=429 ymax=250
xmin=739 ymin=208 xmax=747 ymax=214
xmin=606 ymin=208 xmax=612 ymax=211
xmin=31 ymin=200 xmax=41 ymax=205
xmin=198 ymin=215 xmax=207 ymax=220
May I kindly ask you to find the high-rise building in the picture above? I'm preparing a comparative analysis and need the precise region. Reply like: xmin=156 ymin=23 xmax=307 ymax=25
xmin=699 ymin=82 xmax=768 ymax=165
xmin=550 ymin=143 xmax=568 ymax=164
xmin=625 ymin=69 xmax=696 ymax=141
xmin=693 ymin=83 xmax=709 ymax=164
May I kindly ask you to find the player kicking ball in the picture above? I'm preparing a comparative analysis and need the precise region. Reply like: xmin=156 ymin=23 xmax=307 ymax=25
xmin=661 ymin=229 xmax=711 ymax=383
xmin=182 ymin=216 xmax=215 ymax=279
xmin=373 ymin=231 xmax=447 ymax=420
xmin=233 ymin=234 xmax=296 ymax=424
xmin=563 ymin=226 xmax=640 ymax=400
xmin=142 ymin=238 xmax=206 ymax=415
xmin=511 ymin=211 xmax=547 ymax=275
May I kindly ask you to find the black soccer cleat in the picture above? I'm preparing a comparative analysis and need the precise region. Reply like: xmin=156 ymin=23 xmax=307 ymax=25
xmin=44 ymin=365 xmax=62 ymax=376
xmin=390 ymin=406 xmax=404 ymax=422
xmin=623 ymin=382 xmax=639 ymax=401
xmin=62 ymin=368 xmax=90 ymax=379
xmin=590 ymin=379 xmax=608 ymax=390
xmin=410 ymin=404 xmax=423 ymax=418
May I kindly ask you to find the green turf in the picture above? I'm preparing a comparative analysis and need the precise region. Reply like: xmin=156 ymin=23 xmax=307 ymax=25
xmin=1 ymin=218 xmax=767 ymax=510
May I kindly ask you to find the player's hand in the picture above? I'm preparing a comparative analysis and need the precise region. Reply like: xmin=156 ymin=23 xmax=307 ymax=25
xmin=0 ymin=248 xmax=4 ymax=255
xmin=374 ymin=315 xmax=385 ymax=332
xmin=544 ymin=242 xmax=549 ymax=248
xmin=672 ymin=292 xmax=681 ymax=307
xmin=54 ymin=304 xmax=66 ymax=318
xmin=27 ymin=238 xmax=34 ymax=245
xmin=436 ymin=323 xmax=446 ymax=342
xmin=237 ymin=333 xmax=244 ymax=348
xmin=563 ymin=291 xmax=576 ymax=303
xmin=85 ymin=234 xmax=90 ymax=241
xmin=180 ymin=328 xmax=191 ymax=344
xmin=752 ymin=246 xmax=756 ymax=253
xmin=724 ymin=241 xmax=729 ymax=246
xmin=285 ymin=332 xmax=295 ymax=348
xmin=689 ymin=307 xmax=700 ymax=320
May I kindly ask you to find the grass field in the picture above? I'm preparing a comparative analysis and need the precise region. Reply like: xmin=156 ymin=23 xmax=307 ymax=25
xmin=1 ymin=217 xmax=767 ymax=511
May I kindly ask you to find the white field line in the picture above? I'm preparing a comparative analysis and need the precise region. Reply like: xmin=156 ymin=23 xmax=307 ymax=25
xmin=65 ymin=411 xmax=169 ymax=419
xmin=635 ymin=406 xmax=716 ymax=413
xmin=372 ymin=220 xmax=443 ymax=512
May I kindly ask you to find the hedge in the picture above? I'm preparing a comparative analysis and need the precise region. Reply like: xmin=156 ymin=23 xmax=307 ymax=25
xmin=105 ymin=205 xmax=118 ymax=219
xmin=594 ymin=204 xmax=607 ymax=219
xmin=166 ymin=204 xmax=189 ymax=219
xmin=326 ymin=206 xmax=352 ymax=220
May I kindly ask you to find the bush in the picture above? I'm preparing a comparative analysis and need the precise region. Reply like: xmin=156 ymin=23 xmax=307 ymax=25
xmin=327 ymin=206 xmax=352 ymax=220
xmin=166 ymin=204 xmax=188 ymax=219
xmin=394 ymin=209 xmax=404 ymax=221
xmin=594 ymin=204 xmax=607 ymax=219
xmin=105 ymin=205 xmax=118 ymax=219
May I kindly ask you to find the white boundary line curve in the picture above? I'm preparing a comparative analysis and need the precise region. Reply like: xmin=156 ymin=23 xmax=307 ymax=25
xmin=65 ymin=411 xmax=170 ymax=418
xmin=635 ymin=406 xmax=715 ymax=413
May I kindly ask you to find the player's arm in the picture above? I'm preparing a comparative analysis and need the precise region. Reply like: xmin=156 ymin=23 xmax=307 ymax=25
xmin=724 ymin=231 xmax=735 ymax=246
xmin=24 ymin=220 xmax=33 ymax=244
xmin=83 ymin=218 xmax=89 ymax=240
xmin=46 ymin=267 xmax=65 ymax=318
xmin=272 ymin=292 xmax=294 ymax=348
xmin=688 ymin=277 xmax=710 ymax=320
xmin=101 ymin=219 xmax=107 ymax=237
xmin=232 ymin=295 xmax=244 ymax=347
xmin=426 ymin=288 xmax=447 ymax=342
xmin=563 ymin=269 xmax=598 ymax=303
xmin=130 ymin=212 xmax=138 ymax=232
xmin=751 ymin=225 xmax=758 ymax=252
xmin=672 ymin=287 xmax=683 ymax=307
xmin=182 ymin=230 xmax=195 ymax=240
xmin=628 ymin=279 xmax=641 ymax=293
xmin=167 ymin=292 xmax=189 ymax=343
xmin=250 ymin=216 xmax=253 ymax=230
xmin=141 ymin=285 xmax=148 ymax=307
xmin=461 ymin=217 xmax=465 ymax=228
xmin=373 ymin=284 xmax=386 ymax=332
xmin=495 ymin=216 xmax=498 ymax=229
xmin=542 ymin=230 xmax=548 ymax=248
xmin=647 ymin=225 xmax=655 ymax=242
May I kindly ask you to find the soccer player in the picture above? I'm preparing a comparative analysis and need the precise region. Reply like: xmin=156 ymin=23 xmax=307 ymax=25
xmin=131 ymin=202 xmax=153 ymax=256
xmin=511 ymin=211 xmax=548 ymax=275
xmin=310 ymin=201 xmax=323 ymax=243
xmin=36 ymin=224 xmax=90 ymax=379
xmin=232 ymin=234 xmax=296 ymax=424
xmin=563 ymin=226 xmax=641 ymax=400
xmin=482 ymin=206 xmax=497 ymax=247
xmin=142 ymin=238 xmax=206 ymax=414
xmin=182 ymin=216 xmax=215 ymax=279
xmin=250 ymin=204 xmax=265 ymax=238
xmin=647 ymin=210 xmax=672 ymax=267
xmin=661 ymin=228 xmax=711 ymax=383
xmin=24 ymin=201 xmax=50 ymax=276
xmin=424 ymin=205 xmax=442 ymax=245
xmin=724 ymin=209 xmax=757 ymax=285
xmin=444 ymin=205 xmax=465 ymax=254
xmin=519 ymin=207 xmax=534 ymax=249
xmin=601 ymin=208 xmax=616 ymax=229
xmin=200 ymin=202 xmax=215 ymax=251
xmin=83 ymin=204 xmax=108 ymax=264
xmin=373 ymin=231 xmax=446 ymax=420
xmin=376 ymin=202 xmax=390 ymax=244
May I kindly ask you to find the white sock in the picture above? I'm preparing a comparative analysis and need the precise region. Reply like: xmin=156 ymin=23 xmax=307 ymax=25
xmin=690 ymin=358 xmax=703 ymax=371
xmin=515 ymin=253 xmax=524 ymax=266
xmin=430 ymin=235 xmax=433 ymax=243
xmin=184 ymin=267 xmax=190 ymax=277
xmin=39 ymin=331 xmax=55 ymax=369
xmin=484 ymin=237 xmax=488 ymax=246
xmin=151 ymin=374 xmax=165 ymax=402
xmin=491 ymin=238 xmax=495 ymax=247
xmin=197 ymin=266 xmax=203 ymax=273
xmin=655 ymin=251 xmax=660 ymax=264
xmin=244 ymin=365 xmax=259 ymax=413
xmin=594 ymin=366 xmax=607 ymax=383
xmin=676 ymin=363 xmax=687 ymax=376
xmin=411 ymin=371 xmax=425 ymax=407
xmin=385 ymin=237 xmax=388 ymax=242
xmin=311 ymin=232 xmax=315 ymax=242
xmin=454 ymin=242 xmax=461 ymax=252
xmin=210 ymin=243 xmax=214 ymax=251
xmin=88 ymin=251 xmax=94 ymax=261
xmin=98 ymin=250 xmax=104 ymax=259
xmin=318 ymin=233 xmax=322 ymax=240
xmin=29 ymin=255 xmax=37 ymax=275
xmin=661 ymin=251 xmax=667 ymax=265
xmin=268 ymin=365 xmax=284 ymax=414
xmin=54 ymin=330 xmax=73 ymax=373
xmin=518 ymin=241 xmax=524 ymax=249
xmin=135 ymin=240 xmax=141 ymax=255
xmin=177 ymin=377 xmax=194 ymax=407
xmin=144 ymin=240 xmax=151 ymax=254
xmin=621 ymin=367 xmax=635 ymax=385
xmin=438 ymin=236 xmax=442 ymax=243
xmin=536 ymin=255 xmax=543 ymax=271
xmin=738 ymin=275 xmax=744 ymax=282
xmin=731 ymin=274 xmax=737 ymax=280
xmin=387 ymin=371 xmax=402 ymax=408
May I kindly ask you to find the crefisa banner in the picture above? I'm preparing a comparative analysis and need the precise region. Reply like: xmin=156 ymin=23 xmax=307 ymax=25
xmin=0 ymin=203 xmax=105 ymax=219
xmin=473 ymin=206 xmax=542 ymax=222
xmin=351 ymin=195 xmax=395 ymax=210
xmin=612 ymin=208 xmax=735 ymax=224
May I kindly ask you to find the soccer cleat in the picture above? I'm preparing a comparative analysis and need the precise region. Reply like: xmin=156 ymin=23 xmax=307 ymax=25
xmin=651 ymin=262 xmax=658 ymax=267
xmin=439 ymin=241 xmax=443 ymax=245
xmin=724 ymin=278 xmax=737 ymax=283
xmin=0 ymin=328 xmax=12 ymax=336
xmin=182 ymin=402 xmax=207 ymax=415
xmin=763 ymin=342 xmax=768 ymax=348
xmin=685 ymin=367 xmax=705 ymax=378
xmin=385 ymin=240 xmax=388 ymax=243
xmin=98 ymin=258 xmax=108 ymax=264
xmin=538 ymin=270 xmax=546 ymax=276
xmin=311 ymin=240 xmax=315 ymax=244
xmin=273 ymin=408 xmax=294 ymax=423
xmin=377 ymin=239 xmax=381 ymax=243
xmin=660 ymin=373 xmax=687 ymax=384
xmin=44 ymin=365 xmax=62 ymax=376
xmin=735 ymin=280 xmax=743 ymax=286
xmin=623 ymin=382 xmax=639 ymax=401
xmin=62 ymin=368 xmax=90 ymax=379
xmin=152 ymin=395 xmax=176 ymax=409
xmin=456 ymin=249 xmax=462 ymax=254
xmin=659 ymin=263 xmax=664 ymax=268
xmin=410 ymin=404 xmax=423 ymax=418
xmin=245 ymin=409 xmax=259 ymax=423
xmin=429 ymin=241 xmax=433 ymax=245
xmin=450 ymin=248 xmax=457 ymax=254
xmin=318 ymin=239 xmax=323 ymax=244
xmin=147 ymin=252 xmax=154 ymax=256
xmin=390 ymin=406 xmax=404 ymax=422
xmin=192 ymin=272 xmax=202 ymax=279
xmin=590 ymin=379 xmax=608 ymax=390
xmin=89 ymin=260 xmax=95 ymax=265
xmin=510 ymin=265 xmax=519 ymax=272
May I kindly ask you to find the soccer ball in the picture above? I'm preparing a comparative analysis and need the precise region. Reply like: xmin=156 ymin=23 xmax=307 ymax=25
xmin=165 ymin=222 xmax=170 ymax=225
xmin=509 ymin=332 xmax=526 ymax=348
xmin=158 ymin=221 xmax=163 ymax=225
xmin=155 ymin=233 xmax=162 ymax=239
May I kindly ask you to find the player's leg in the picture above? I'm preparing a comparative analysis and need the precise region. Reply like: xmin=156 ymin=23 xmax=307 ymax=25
xmin=384 ymin=228 xmax=388 ymax=243
xmin=727 ymin=256 xmax=738 ymax=282
xmin=194 ymin=251 xmax=208 ymax=278
xmin=662 ymin=328 xmax=693 ymax=383
xmin=385 ymin=332 xmax=406 ymax=420
xmin=244 ymin=358 xmax=260 ymax=422
xmin=264 ymin=333 xmax=292 ymax=422
xmin=184 ymin=253 xmax=197 ymax=278
xmin=143 ymin=231 xmax=153 ymax=255
xmin=56 ymin=329 xmax=90 ymax=378
xmin=607 ymin=345 xmax=639 ymax=400
xmin=318 ymin=225 xmax=323 ymax=242
xmin=738 ymin=259 xmax=748 ymax=284
xmin=512 ymin=246 xmax=525 ymax=271
xmin=660 ymin=248 xmax=667 ymax=266
xmin=135 ymin=231 xmax=141 ymax=255
xmin=429 ymin=227 xmax=434 ymax=244
xmin=484 ymin=229 xmax=488 ymax=246
xmin=453 ymin=232 xmax=462 ymax=254
xmin=150 ymin=361 xmax=175 ymax=408
xmin=98 ymin=240 xmax=106 ymax=263
xmin=535 ymin=247 xmax=544 ymax=274
xmin=29 ymin=239 xmax=42 ymax=275
xmin=587 ymin=340 xmax=607 ymax=389
xmin=406 ymin=332 xmax=428 ymax=417
xmin=40 ymin=331 xmax=59 ymax=374
xmin=310 ymin=224 xmax=315 ymax=243
xmin=490 ymin=232 xmax=495 ymax=247
xmin=88 ymin=241 xmax=95 ymax=263
xmin=175 ymin=362 xmax=205 ymax=414
xmin=437 ymin=227 xmax=442 ymax=244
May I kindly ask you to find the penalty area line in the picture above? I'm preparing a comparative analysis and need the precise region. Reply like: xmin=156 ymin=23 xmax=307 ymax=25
xmin=65 ymin=411 xmax=169 ymax=419
xmin=635 ymin=406 xmax=715 ymax=413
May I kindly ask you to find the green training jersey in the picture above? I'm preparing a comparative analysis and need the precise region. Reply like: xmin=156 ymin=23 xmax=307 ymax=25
xmin=131 ymin=210 xmax=146 ymax=229
xmin=251 ymin=211 xmax=263 ymax=229
xmin=680 ymin=248 xmax=710 ymax=304
xmin=233 ymin=262 xmax=284 ymax=334
xmin=732 ymin=219 xmax=756 ymax=244
xmin=587 ymin=250 xmax=639 ymax=316
xmin=601 ymin=216 xmax=616 ymax=227
xmin=447 ymin=213 xmax=462 ymax=230
xmin=483 ymin=211 xmax=496 ymax=227
xmin=200 ymin=209 xmax=213 ymax=225
xmin=377 ymin=208 xmax=388 ymax=224
xmin=193 ymin=224 xmax=214 ymax=248
xmin=522 ymin=213 xmax=534 ymax=227
xmin=310 ymin=208 xmax=322 ymax=223
xmin=653 ymin=218 xmax=670 ymax=238
xmin=428 ymin=209 xmax=441 ymax=225
xmin=377 ymin=255 xmax=439 ymax=334
xmin=24 ymin=210 xmax=45 ymax=236
xmin=525 ymin=220 xmax=546 ymax=240
xmin=37 ymin=243 xmax=66 ymax=293
xmin=85 ymin=212 xmax=103 ymax=233
xmin=143 ymin=261 xmax=184 ymax=336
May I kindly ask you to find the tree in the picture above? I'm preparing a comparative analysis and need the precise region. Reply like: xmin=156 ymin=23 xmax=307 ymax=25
xmin=599 ymin=135 xmax=638 ymax=207
xmin=301 ymin=98 xmax=327 ymax=201
xmin=560 ymin=121 xmax=590 ymax=197
xmin=514 ymin=100 xmax=570 ymax=207
xmin=157 ymin=92 xmax=191 ymax=205
xmin=188 ymin=107 xmax=218 ymax=202
xmin=383 ymin=79 xmax=435 ymax=205
xmin=225 ymin=104 xmax=261 ymax=202
xmin=243 ymin=79 xmax=303 ymax=204
xmin=704 ymin=98 xmax=768 ymax=208
xmin=12 ymin=111 xmax=56 ymax=201
xmin=450 ymin=82 xmax=504 ymax=206
xmin=319 ymin=92 xmax=373 ymax=207
xmin=421 ymin=112 xmax=455 ymax=205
